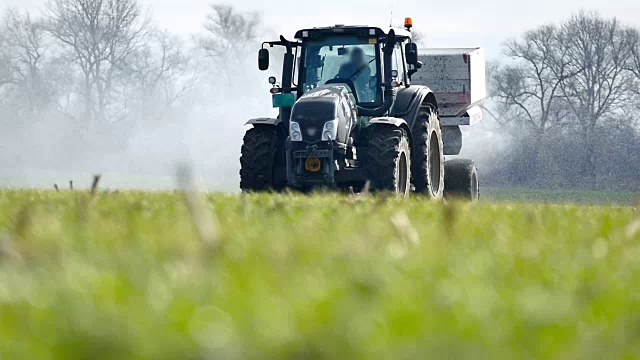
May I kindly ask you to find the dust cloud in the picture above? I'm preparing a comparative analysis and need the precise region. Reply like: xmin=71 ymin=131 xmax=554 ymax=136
xmin=0 ymin=82 xmax=275 ymax=191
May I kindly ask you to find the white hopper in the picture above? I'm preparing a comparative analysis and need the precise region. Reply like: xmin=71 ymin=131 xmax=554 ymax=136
xmin=412 ymin=48 xmax=486 ymax=126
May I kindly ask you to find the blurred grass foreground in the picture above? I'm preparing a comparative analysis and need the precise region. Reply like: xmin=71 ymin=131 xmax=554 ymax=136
xmin=0 ymin=190 xmax=639 ymax=359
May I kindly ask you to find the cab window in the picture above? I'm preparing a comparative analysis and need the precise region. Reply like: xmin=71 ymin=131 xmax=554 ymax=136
xmin=302 ymin=36 xmax=381 ymax=104
xmin=392 ymin=44 xmax=406 ymax=83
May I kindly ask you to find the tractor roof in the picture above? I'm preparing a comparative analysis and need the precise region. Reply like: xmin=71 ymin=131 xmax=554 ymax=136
xmin=294 ymin=25 xmax=412 ymax=41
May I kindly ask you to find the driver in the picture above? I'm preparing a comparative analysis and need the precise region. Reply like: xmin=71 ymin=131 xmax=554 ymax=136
xmin=336 ymin=47 xmax=372 ymax=100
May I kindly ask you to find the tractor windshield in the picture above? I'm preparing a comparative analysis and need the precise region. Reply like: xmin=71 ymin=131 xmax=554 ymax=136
xmin=302 ymin=36 xmax=381 ymax=104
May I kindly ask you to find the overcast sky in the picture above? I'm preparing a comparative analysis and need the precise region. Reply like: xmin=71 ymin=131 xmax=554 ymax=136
xmin=3 ymin=0 xmax=640 ymax=58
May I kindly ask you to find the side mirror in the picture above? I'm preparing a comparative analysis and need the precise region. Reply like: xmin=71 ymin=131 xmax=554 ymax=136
xmin=405 ymin=43 xmax=418 ymax=65
xmin=258 ymin=48 xmax=269 ymax=71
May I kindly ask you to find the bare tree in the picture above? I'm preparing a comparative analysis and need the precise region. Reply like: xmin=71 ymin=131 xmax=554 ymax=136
xmin=411 ymin=30 xmax=427 ymax=47
xmin=46 ymin=0 xmax=149 ymax=123
xmin=198 ymin=4 xmax=261 ymax=81
xmin=127 ymin=30 xmax=199 ymax=123
xmin=494 ymin=25 xmax=577 ymax=135
xmin=628 ymin=28 xmax=640 ymax=95
xmin=559 ymin=12 xmax=636 ymax=182
xmin=490 ymin=12 xmax=640 ymax=188
xmin=0 ymin=35 xmax=13 ymax=105
xmin=0 ymin=8 xmax=50 ymax=114
xmin=491 ymin=25 xmax=581 ymax=181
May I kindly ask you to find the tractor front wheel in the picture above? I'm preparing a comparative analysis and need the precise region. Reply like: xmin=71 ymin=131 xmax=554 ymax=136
xmin=364 ymin=126 xmax=411 ymax=197
xmin=240 ymin=126 xmax=286 ymax=192
xmin=444 ymin=159 xmax=480 ymax=201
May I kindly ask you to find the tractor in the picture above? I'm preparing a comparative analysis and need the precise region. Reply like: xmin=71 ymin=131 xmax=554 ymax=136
xmin=240 ymin=18 xmax=484 ymax=199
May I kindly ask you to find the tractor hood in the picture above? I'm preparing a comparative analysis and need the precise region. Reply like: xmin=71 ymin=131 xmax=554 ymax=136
xmin=290 ymin=85 xmax=357 ymax=144
xmin=295 ymin=84 xmax=357 ymax=104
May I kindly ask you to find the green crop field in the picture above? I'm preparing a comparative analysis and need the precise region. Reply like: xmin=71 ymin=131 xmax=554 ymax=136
xmin=483 ymin=187 xmax=640 ymax=206
xmin=0 ymin=189 xmax=639 ymax=359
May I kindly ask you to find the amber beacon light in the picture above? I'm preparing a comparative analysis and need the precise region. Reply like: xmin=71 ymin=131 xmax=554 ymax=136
xmin=404 ymin=17 xmax=413 ymax=29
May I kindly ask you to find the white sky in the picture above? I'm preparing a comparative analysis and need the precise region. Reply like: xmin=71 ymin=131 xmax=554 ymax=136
xmin=3 ymin=0 xmax=640 ymax=59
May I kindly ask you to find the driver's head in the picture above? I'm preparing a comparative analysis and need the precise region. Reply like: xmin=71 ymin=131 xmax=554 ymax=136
xmin=350 ymin=47 xmax=365 ymax=66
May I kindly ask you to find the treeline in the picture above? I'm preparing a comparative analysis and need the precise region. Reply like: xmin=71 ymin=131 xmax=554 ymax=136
xmin=489 ymin=12 xmax=640 ymax=190
xmin=0 ymin=1 xmax=266 ymax=161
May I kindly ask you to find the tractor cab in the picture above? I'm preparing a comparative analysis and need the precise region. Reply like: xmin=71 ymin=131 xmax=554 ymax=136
xmin=258 ymin=21 xmax=421 ymax=122
xmin=294 ymin=24 xmax=420 ymax=104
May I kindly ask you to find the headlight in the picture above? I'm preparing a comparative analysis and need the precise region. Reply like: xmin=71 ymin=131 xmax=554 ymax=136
xmin=324 ymin=121 xmax=334 ymax=131
xmin=291 ymin=132 xmax=303 ymax=142
xmin=290 ymin=121 xmax=302 ymax=142
xmin=322 ymin=120 xmax=339 ymax=141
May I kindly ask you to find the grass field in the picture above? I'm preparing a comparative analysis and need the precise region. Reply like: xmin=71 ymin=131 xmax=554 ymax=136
xmin=0 ymin=189 xmax=639 ymax=359
xmin=483 ymin=187 xmax=639 ymax=206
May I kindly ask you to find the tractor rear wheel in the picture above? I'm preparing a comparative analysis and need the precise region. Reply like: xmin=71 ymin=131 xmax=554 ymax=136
xmin=364 ymin=126 xmax=411 ymax=197
xmin=240 ymin=125 xmax=286 ymax=192
xmin=412 ymin=107 xmax=445 ymax=199
xmin=444 ymin=159 xmax=479 ymax=201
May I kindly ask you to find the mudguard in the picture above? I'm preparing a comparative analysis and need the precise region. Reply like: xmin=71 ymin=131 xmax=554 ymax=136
xmin=245 ymin=117 xmax=282 ymax=126
xmin=367 ymin=117 xmax=409 ymax=128
xmin=390 ymin=85 xmax=464 ymax=155
xmin=390 ymin=86 xmax=438 ymax=129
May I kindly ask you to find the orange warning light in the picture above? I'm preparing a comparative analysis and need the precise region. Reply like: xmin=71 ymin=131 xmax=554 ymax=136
xmin=404 ymin=17 xmax=413 ymax=29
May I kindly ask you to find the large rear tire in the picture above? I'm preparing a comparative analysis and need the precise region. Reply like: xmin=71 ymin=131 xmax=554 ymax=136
xmin=444 ymin=159 xmax=479 ymax=201
xmin=363 ymin=126 xmax=411 ymax=197
xmin=239 ymin=126 xmax=286 ymax=192
xmin=412 ymin=106 xmax=445 ymax=199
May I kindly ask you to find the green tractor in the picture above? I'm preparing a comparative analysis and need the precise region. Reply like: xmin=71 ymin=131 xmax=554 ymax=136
xmin=240 ymin=19 xmax=483 ymax=200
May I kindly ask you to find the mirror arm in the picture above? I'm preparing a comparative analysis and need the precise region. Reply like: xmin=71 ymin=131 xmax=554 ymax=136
xmin=269 ymin=86 xmax=299 ymax=94
xmin=263 ymin=39 xmax=302 ymax=53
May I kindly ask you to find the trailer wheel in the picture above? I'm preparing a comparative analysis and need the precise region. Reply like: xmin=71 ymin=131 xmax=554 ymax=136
xmin=444 ymin=159 xmax=479 ymax=201
xmin=412 ymin=107 xmax=444 ymax=199
xmin=240 ymin=125 xmax=286 ymax=192
xmin=364 ymin=126 xmax=411 ymax=197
